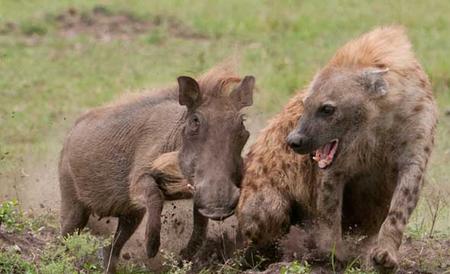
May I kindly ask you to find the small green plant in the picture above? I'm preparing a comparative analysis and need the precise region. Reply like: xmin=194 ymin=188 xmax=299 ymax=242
xmin=146 ymin=27 xmax=166 ymax=44
xmin=40 ymin=232 xmax=109 ymax=274
xmin=0 ymin=199 xmax=26 ymax=232
xmin=161 ymin=250 xmax=192 ymax=274
xmin=39 ymin=256 xmax=76 ymax=274
xmin=28 ymin=211 xmax=59 ymax=232
xmin=344 ymin=267 xmax=376 ymax=274
xmin=0 ymin=250 xmax=35 ymax=274
xmin=116 ymin=262 xmax=149 ymax=274
xmin=407 ymin=213 xmax=427 ymax=240
xmin=20 ymin=21 xmax=48 ymax=35
xmin=330 ymin=244 xmax=336 ymax=273
xmin=280 ymin=261 xmax=312 ymax=274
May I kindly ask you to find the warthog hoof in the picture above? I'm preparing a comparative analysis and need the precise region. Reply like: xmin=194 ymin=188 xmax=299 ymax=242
xmin=102 ymin=246 xmax=117 ymax=274
xmin=146 ymin=235 xmax=161 ymax=258
xmin=180 ymin=246 xmax=195 ymax=260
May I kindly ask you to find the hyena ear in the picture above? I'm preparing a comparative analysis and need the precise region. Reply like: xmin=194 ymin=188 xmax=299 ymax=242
xmin=177 ymin=76 xmax=202 ymax=109
xmin=359 ymin=67 xmax=389 ymax=98
xmin=230 ymin=75 xmax=255 ymax=110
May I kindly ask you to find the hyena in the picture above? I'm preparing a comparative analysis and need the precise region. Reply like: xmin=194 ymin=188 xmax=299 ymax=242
xmin=237 ymin=26 xmax=437 ymax=272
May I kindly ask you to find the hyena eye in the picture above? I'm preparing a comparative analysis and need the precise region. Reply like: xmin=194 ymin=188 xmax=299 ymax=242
xmin=318 ymin=104 xmax=336 ymax=116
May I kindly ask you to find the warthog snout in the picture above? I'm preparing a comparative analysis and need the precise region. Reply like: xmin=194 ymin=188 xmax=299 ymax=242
xmin=194 ymin=181 xmax=240 ymax=221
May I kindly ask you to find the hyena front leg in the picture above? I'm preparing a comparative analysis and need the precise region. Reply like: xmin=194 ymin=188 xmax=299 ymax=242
xmin=315 ymin=174 xmax=347 ymax=262
xmin=237 ymin=185 xmax=291 ymax=246
xmin=371 ymin=147 xmax=431 ymax=271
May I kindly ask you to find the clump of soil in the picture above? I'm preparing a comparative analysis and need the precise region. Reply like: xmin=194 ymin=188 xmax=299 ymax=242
xmin=274 ymin=225 xmax=450 ymax=273
xmin=189 ymin=232 xmax=281 ymax=273
xmin=189 ymin=231 xmax=240 ymax=272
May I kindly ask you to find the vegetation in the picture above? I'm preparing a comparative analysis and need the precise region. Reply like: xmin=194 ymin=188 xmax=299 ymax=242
xmin=0 ymin=199 xmax=25 ymax=232
xmin=281 ymin=261 xmax=312 ymax=274
xmin=1 ymin=0 xmax=449 ymax=273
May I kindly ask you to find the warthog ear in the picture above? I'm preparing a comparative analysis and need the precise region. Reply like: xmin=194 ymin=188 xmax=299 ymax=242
xmin=359 ymin=67 xmax=389 ymax=98
xmin=177 ymin=76 xmax=202 ymax=109
xmin=230 ymin=75 xmax=255 ymax=110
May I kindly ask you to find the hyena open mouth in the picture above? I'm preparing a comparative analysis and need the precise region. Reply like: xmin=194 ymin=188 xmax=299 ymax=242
xmin=312 ymin=139 xmax=339 ymax=169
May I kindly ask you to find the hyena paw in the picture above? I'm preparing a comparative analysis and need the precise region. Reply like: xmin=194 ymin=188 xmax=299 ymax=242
xmin=146 ymin=235 xmax=161 ymax=258
xmin=370 ymin=245 xmax=398 ymax=272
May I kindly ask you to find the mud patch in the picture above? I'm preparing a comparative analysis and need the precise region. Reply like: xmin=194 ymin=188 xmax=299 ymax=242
xmin=0 ymin=6 xmax=208 ymax=42
xmin=53 ymin=6 xmax=153 ymax=41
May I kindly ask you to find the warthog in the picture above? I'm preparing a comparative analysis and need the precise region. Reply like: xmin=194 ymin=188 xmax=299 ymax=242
xmin=59 ymin=65 xmax=255 ymax=273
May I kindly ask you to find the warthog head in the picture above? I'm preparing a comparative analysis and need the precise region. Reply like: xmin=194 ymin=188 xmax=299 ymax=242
xmin=177 ymin=74 xmax=255 ymax=220
xmin=287 ymin=67 xmax=389 ymax=169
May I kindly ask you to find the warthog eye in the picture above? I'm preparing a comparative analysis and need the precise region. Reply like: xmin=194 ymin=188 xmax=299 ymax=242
xmin=188 ymin=113 xmax=201 ymax=135
xmin=192 ymin=115 xmax=200 ymax=125
xmin=318 ymin=104 xmax=336 ymax=117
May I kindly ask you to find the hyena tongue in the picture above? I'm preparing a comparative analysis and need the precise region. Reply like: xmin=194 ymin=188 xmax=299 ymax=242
xmin=318 ymin=159 xmax=329 ymax=168
xmin=313 ymin=147 xmax=329 ymax=168
xmin=313 ymin=141 xmax=338 ymax=169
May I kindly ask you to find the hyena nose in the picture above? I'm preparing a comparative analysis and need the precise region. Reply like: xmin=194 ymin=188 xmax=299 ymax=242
xmin=286 ymin=131 xmax=305 ymax=152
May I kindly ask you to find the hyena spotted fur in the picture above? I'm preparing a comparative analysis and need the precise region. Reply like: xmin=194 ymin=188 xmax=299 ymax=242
xmin=237 ymin=26 xmax=437 ymax=271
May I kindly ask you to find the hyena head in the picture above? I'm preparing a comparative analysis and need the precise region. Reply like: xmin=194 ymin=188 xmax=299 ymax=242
xmin=286 ymin=66 xmax=389 ymax=169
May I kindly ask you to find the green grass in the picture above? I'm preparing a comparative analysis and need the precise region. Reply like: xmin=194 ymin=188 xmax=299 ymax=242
xmin=0 ymin=0 xmax=449 ymax=272
xmin=0 ymin=231 xmax=108 ymax=274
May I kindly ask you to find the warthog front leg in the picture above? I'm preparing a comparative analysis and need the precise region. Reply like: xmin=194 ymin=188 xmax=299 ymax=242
xmin=130 ymin=175 xmax=164 ymax=258
xmin=315 ymin=175 xmax=346 ymax=262
xmin=180 ymin=204 xmax=208 ymax=260
xmin=143 ymin=179 xmax=164 ymax=258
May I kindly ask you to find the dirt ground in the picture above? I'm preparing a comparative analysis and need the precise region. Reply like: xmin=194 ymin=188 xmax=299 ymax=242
xmin=3 ymin=150 xmax=449 ymax=274
xmin=1 ymin=111 xmax=448 ymax=273
xmin=1 ymin=212 xmax=449 ymax=273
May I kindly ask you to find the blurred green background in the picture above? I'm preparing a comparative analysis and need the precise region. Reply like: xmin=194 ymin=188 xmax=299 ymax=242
xmin=0 ymin=0 xmax=449 ymax=237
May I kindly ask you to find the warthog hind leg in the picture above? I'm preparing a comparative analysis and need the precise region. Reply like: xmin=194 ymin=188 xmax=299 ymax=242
xmin=103 ymin=209 xmax=145 ymax=274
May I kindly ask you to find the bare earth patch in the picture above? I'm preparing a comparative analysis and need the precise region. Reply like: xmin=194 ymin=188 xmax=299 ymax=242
xmin=3 ymin=218 xmax=448 ymax=273
xmin=0 ymin=6 xmax=208 ymax=42
xmin=53 ymin=6 xmax=153 ymax=41
xmin=274 ymin=226 xmax=450 ymax=274
xmin=53 ymin=6 xmax=208 ymax=41
xmin=0 ymin=225 xmax=58 ymax=264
